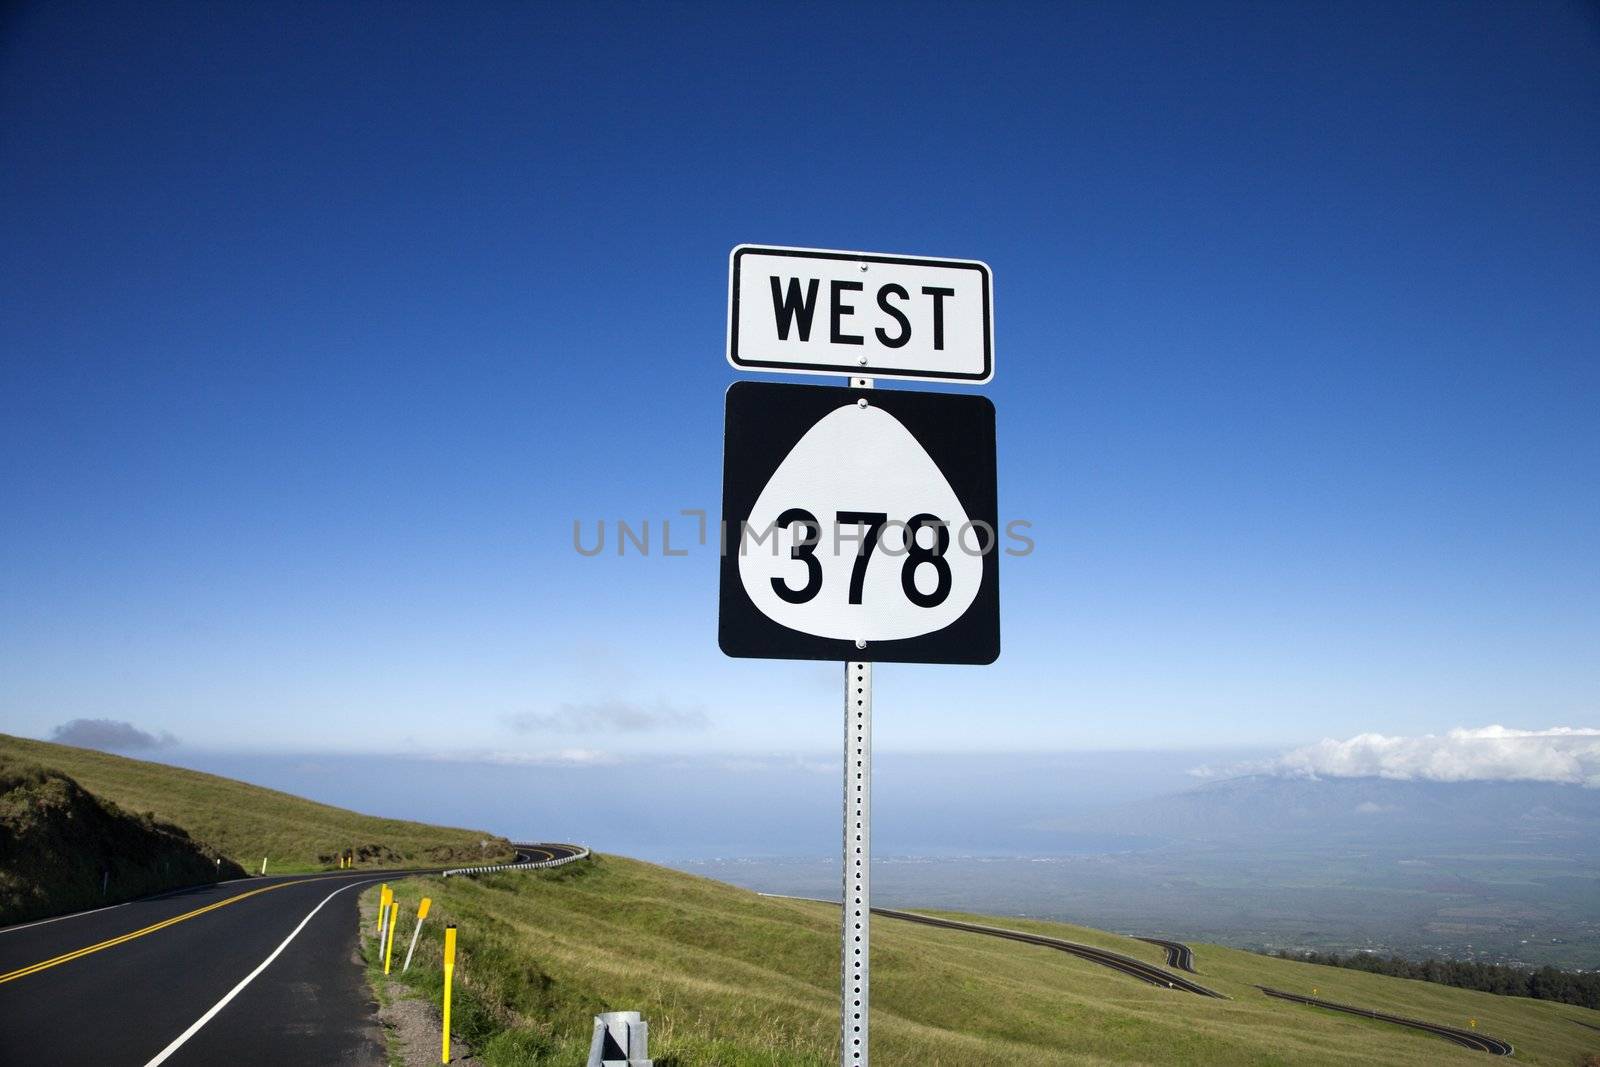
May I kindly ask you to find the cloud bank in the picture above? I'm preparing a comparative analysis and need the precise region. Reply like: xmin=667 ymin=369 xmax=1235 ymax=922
xmin=1198 ymin=725 xmax=1600 ymax=787
xmin=428 ymin=748 xmax=622 ymax=767
xmin=506 ymin=700 xmax=708 ymax=735
xmin=51 ymin=718 xmax=178 ymax=752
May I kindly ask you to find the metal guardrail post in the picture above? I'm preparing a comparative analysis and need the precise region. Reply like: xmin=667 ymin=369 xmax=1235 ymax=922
xmin=586 ymin=1010 xmax=651 ymax=1066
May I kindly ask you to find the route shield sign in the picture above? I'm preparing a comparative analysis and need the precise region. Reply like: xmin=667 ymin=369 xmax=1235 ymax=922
xmin=719 ymin=380 xmax=999 ymax=664
xmin=727 ymin=245 xmax=993 ymax=384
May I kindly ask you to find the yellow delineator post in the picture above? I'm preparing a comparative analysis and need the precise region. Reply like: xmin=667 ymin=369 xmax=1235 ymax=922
xmin=403 ymin=897 xmax=432 ymax=973
xmin=377 ymin=884 xmax=392 ymax=933
xmin=441 ymin=925 xmax=457 ymax=1064
xmin=383 ymin=901 xmax=399 ymax=974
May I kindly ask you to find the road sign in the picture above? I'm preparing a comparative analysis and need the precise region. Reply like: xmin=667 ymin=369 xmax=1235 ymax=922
xmin=728 ymin=245 xmax=993 ymax=383
xmin=719 ymin=380 xmax=999 ymax=664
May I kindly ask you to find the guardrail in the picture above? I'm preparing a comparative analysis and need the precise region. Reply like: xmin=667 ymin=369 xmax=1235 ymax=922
xmin=441 ymin=844 xmax=590 ymax=879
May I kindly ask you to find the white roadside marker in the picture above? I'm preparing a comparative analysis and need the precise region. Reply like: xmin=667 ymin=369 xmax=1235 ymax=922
xmin=403 ymin=898 xmax=432 ymax=973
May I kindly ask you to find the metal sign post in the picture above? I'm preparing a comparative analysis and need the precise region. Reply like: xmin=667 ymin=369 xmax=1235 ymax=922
xmin=844 ymin=373 xmax=873 ymax=1066
xmin=843 ymin=658 xmax=871 ymax=1064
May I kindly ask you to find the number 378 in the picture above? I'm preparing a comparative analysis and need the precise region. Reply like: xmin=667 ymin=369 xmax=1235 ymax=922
xmin=770 ymin=509 xmax=951 ymax=608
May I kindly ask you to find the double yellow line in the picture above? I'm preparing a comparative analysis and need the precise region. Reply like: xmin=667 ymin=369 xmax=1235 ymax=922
xmin=0 ymin=880 xmax=297 ymax=986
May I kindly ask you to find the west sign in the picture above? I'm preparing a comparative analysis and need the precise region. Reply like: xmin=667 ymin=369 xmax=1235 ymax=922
xmin=727 ymin=245 xmax=993 ymax=384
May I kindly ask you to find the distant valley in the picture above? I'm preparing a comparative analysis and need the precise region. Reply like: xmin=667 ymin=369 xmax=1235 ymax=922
xmin=695 ymin=775 xmax=1600 ymax=970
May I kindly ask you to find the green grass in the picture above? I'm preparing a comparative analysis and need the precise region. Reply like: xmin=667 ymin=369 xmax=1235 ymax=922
xmin=7 ymin=735 xmax=1588 ymax=1063
xmin=368 ymin=854 xmax=1600 ymax=1066
xmin=0 ymin=752 xmax=247 ymax=924
xmin=0 ymin=733 xmax=515 ymax=873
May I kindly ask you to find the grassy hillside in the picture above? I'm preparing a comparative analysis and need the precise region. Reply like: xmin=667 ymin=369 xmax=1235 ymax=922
xmin=0 ymin=754 xmax=247 ymax=924
xmin=365 ymin=854 xmax=1600 ymax=1066
xmin=0 ymin=734 xmax=515 ymax=873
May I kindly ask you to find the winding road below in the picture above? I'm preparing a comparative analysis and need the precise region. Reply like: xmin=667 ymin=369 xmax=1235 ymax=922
xmin=767 ymin=896 xmax=1519 ymax=1057
xmin=872 ymin=908 xmax=1227 ymax=997
xmin=1258 ymin=985 xmax=1514 ymax=1055
xmin=761 ymin=895 xmax=1223 ymax=996
xmin=1135 ymin=935 xmax=1197 ymax=973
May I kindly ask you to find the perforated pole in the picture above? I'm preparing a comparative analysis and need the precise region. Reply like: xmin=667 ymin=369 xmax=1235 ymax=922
xmin=843 ymin=659 xmax=871 ymax=1065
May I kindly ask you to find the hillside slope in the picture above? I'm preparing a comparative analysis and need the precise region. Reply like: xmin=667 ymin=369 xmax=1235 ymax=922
xmin=0 ymin=734 xmax=515 ymax=873
xmin=368 ymin=855 xmax=1600 ymax=1066
xmin=0 ymin=754 xmax=247 ymax=924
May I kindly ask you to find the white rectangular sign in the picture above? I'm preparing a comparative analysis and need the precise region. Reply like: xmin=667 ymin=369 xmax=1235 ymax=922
xmin=728 ymin=245 xmax=993 ymax=384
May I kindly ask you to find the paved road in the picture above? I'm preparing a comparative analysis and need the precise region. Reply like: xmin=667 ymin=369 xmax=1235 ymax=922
xmin=1135 ymin=935 xmax=1197 ymax=972
xmin=1258 ymin=986 xmax=1513 ymax=1055
xmin=760 ymin=893 xmax=1224 ymax=997
xmin=762 ymin=896 xmax=1526 ymax=1056
xmin=873 ymin=908 xmax=1227 ymax=997
xmin=0 ymin=843 xmax=583 ymax=1067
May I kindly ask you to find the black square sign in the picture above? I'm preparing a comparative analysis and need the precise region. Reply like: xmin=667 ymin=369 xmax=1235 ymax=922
xmin=719 ymin=380 xmax=999 ymax=664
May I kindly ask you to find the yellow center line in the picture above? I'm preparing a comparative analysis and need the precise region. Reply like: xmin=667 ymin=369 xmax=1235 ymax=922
xmin=0 ymin=879 xmax=305 ymax=985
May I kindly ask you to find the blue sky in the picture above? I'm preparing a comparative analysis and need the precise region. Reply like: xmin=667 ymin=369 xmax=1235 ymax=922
xmin=2 ymin=2 xmax=1596 ymax=761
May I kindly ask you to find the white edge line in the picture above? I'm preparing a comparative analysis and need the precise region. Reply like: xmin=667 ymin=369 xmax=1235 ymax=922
xmin=0 ymin=878 xmax=227 ymax=936
xmin=141 ymin=877 xmax=379 ymax=1067
xmin=0 ymin=898 xmax=136 ymax=935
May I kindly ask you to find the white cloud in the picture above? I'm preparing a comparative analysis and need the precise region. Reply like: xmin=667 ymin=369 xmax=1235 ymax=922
xmin=506 ymin=700 xmax=708 ymax=734
xmin=1196 ymin=725 xmax=1600 ymax=787
xmin=710 ymin=754 xmax=837 ymax=776
xmin=425 ymin=748 xmax=623 ymax=767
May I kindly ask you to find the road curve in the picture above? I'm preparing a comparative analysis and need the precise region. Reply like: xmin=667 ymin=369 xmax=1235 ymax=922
xmin=758 ymin=894 xmax=1225 ymax=997
xmin=1258 ymin=986 xmax=1513 ymax=1055
xmin=1135 ymin=935 xmax=1197 ymax=972
xmin=873 ymin=908 xmax=1227 ymax=998
xmin=0 ymin=843 xmax=582 ymax=1066
xmin=512 ymin=843 xmax=587 ymax=863
xmin=445 ymin=841 xmax=588 ymax=877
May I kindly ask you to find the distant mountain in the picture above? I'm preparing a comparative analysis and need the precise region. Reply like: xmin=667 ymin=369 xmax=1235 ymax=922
xmin=1041 ymin=774 xmax=1600 ymax=852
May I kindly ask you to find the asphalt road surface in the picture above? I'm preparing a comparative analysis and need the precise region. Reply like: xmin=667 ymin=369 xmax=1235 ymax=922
xmin=764 ymin=895 xmax=1524 ymax=1055
xmin=1258 ymin=986 xmax=1514 ymax=1055
xmin=1135 ymin=935 xmax=1197 ymax=972
xmin=760 ymin=893 xmax=1225 ymax=997
xmin=0 ymin=843 xmax=583 ymax=1067
xmin=872 ymin=908 xmax=1227 ymax=997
